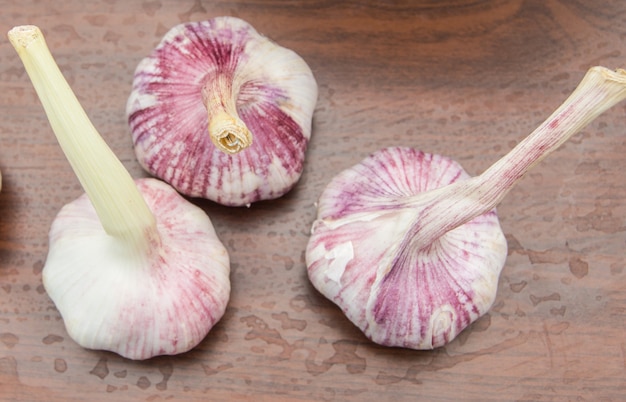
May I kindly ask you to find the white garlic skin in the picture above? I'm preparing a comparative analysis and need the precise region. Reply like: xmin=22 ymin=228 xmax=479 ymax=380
xmin=306 ymin=147 xmax=508 ymax=349
xmin=43 ymin=178 xmax=230 ymax=360
xmin=127 ymin=17 xmax=318 ymax=206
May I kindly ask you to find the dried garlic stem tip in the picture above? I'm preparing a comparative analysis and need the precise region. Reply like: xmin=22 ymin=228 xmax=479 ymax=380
xmin=203 ymin=74 xmax=253 ymax=153
xmin=7 ymin=25 xmax=157 ymax=251
xmin=410 ymin=66 xmax=626 ymax=250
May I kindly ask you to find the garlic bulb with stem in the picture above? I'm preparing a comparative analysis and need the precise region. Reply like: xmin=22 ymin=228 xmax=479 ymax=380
xmin=9 ymin=25 xmax=230 ymax=360
xmin=306 ymin=66 xmax=626 ymax=350
xmin=127 ymin=16 xmax=318 ymax=206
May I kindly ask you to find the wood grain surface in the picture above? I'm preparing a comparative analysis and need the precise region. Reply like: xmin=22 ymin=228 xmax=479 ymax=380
xmin=1 ymin=1 xmax=625 ymax=400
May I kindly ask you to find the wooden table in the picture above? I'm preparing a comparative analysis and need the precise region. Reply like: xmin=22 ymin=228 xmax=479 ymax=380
xmin=1 ymin=1 xmax=625 ymax=400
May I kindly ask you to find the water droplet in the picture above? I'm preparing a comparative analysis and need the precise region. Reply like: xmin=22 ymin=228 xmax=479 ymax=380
xmin=272 ymin=312 xmax=307 ymax=331
xmin=0 ymin=333 xmax=19 ymax=349
xmin=550 ymin=306 xmax=566 ymax=316
xmin=156 ymin=363 xmax=173 ymax=391
xmin=569 ymin=256 xmax=588 ymax=279
xmin=529 ymin=292 xmax=561 ymax=306
xmin=53 ymin=358 xmax=67 ymax=373
xmin=201 ymin=362 xmax=233 ymax=376
xmin=32 ymin=260 xmax=44 ymax=275
xmin=137 ymin=376 xmax=151 ymax=390
xmin=42 ymin=334 xmax=64 ymax=345
xmin=509 ymin=280 xmax=527 ymax=293
xmin=89 ymin=357 xmax=109 ymax=379
xmin=0 ymin=356 xmax=19 ymax=381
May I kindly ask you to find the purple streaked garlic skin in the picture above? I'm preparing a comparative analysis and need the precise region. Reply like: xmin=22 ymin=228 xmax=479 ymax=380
xmin=44 ymin=178 xmax=230 ymax=360
xmin=127 ymin=17 xmax=318 ymax=206
xmin=306 ymin=147 xmax=507 ymax=349
xmin=306 ymin=66 xmax=626 ymax=350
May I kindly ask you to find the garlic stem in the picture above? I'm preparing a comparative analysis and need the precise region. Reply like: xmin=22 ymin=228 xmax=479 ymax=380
xmin=8 ymin=25 xmax=159 ymax=251
xmin=409 ymin=66 xmax=626 ymax=249
xmin=202 ymin=73 xmax=252 ymax=154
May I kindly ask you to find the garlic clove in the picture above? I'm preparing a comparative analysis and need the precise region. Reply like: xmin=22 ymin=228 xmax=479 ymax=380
xmin=45 ymin=178 xmax=230 ymax=359
xmin=127 ymin=17 xmax=318 ymax=206
xmin=306 ymin=147 xmax=507 ymax=349
xmin=9 ymin=25 xmax=231 ymax=360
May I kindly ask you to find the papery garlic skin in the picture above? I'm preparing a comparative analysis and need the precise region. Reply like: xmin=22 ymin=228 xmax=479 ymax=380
xmin=44 ymin=178 xmax=230 ymax=360
xmin=127 ymin=17 xmax=318 ymax=206
xmin=306 ymin=147 xmax=507 ymax=349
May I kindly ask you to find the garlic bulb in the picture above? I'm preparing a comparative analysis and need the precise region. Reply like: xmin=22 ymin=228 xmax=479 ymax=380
xmin=9 ymin=25 xmax=230 ymax=360
xmin=306 ymin=66 xmax=626 ymax=349
xmin=127 ymin=17 xmax=318 ymax=206
xmin=45 ymin=178 xmax=230 ymax=359
xmin=307 ymin=147 xmax=508 ymax=349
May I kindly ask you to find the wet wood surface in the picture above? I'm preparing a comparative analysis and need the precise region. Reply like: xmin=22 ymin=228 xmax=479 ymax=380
xmin=1 ymin=1 xmax=625 ymax=400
